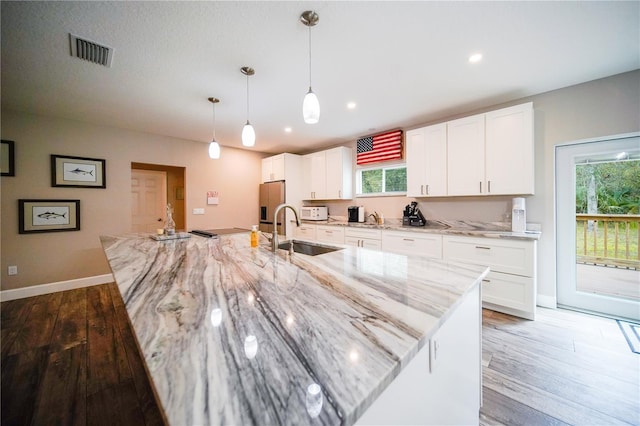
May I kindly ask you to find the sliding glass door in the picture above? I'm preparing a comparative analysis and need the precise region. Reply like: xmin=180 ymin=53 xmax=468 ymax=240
xmin=556 ymin=133 xmax=639 ymax=321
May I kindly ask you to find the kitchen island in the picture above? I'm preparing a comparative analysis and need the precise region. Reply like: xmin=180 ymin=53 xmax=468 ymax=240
xmin=100 ymin=232 xmax=489 ymax=425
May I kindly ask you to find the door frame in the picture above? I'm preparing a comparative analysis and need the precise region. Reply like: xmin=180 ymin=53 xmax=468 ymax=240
xmin=555 ymin=132 xmax=639 ymax=321
xmin=131 ymin=162 xmax=186 ymax=231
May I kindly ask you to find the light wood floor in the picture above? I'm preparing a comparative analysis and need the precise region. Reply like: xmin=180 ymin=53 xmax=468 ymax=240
xmin=577 ymin=263 xmax=640 ymax=301
xmin=2 ymin=284 xmax=639 ymax=425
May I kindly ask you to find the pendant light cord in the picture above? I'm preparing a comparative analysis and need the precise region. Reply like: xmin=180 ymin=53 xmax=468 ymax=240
xmin=308 ymin=25 xmax=312 ymax=87
xmin=212 ymin=102 xmax=216 ymax=140
xmin=246 ymin=74 xmax=250 ymax=120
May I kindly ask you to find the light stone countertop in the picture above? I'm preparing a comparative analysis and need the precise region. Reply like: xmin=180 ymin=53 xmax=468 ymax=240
xmin=100 ymin=232 xmax=488 ymax=425
xmin=303 ymin=218 xmax=542 ymax=241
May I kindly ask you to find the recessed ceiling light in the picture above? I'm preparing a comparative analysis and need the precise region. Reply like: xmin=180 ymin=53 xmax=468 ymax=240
xmin=284 ymin=127 xmax=292 ymax=133
xmin=347 ymin=102 xmax=357 ymax=109
xmin=469 ymin=53 xmax=483 ymax=64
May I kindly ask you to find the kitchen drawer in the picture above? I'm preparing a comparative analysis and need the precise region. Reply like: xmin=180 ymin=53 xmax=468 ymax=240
xmin=345 ymin=227 xmax=382 ymax=240
xmin=482 ymin=271 xmax=535 ymax=319
xmin=294 ymin=224 xmax=316 ymax=241
xmin=316 ymin=225 xmax=345 ymax=244
xmin=382 ymin=231 xmax=442 ymax=259
xmin=442 ymin=236 xmax=535 ymax=277
xmin=345 ymin=237 xmax=381 ymax=250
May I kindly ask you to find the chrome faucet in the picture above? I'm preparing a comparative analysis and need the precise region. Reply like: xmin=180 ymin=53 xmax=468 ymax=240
xmin=272 ymin=203 xmax=300 ymax=252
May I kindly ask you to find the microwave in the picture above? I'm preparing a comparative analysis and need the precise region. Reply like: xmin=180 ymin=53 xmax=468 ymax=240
xmin=300 ymin=206 xmax=328 ymax=221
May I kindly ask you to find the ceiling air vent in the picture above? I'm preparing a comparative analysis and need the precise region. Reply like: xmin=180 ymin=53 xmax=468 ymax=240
xmin=69 ymin=33 xmax=114 ymax=67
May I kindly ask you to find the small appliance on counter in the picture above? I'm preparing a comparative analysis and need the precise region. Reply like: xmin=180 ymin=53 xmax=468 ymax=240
xmin=403 ymin=201 xmax=426 ymax=227
xmin=348 ymin=206 xmax=365 ymax=223
xmin=511 ymin=197 xmax=526 ymax=232
xmin=300 ymin=206 xmax=328 ymax=221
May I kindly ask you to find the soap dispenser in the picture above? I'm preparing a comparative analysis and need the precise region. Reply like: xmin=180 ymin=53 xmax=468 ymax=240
xmin=250 ymin=225 xmax=259 ymax=248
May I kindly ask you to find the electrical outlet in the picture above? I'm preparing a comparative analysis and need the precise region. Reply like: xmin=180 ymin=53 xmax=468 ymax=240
xmin=8 ymin=265 xmax=17 ymax=276
xmin=193 ymin=208 xmax=205 ymax=215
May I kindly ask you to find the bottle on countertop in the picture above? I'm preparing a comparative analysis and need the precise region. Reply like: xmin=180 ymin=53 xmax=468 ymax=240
xmin=164 ymin=203 xmax=176 ymax=235
xmin=511 ymin=198 xmax=526 ymax=233
xmin=250 ymin=225 xmax=259 ymax=248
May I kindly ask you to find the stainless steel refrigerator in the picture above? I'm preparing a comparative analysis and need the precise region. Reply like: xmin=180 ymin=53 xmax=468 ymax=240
xmin=259 ymin=180 xmax=285 ymax=233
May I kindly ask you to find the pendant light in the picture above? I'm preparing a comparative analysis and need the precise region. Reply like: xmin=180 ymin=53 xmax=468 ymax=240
xmin=241 ymin=66 xmax=256 ymax=147
xmin=301 ymin=11 xmax=320 ymax=124
xmin=207 ymin=97 xmax=221 ymax=159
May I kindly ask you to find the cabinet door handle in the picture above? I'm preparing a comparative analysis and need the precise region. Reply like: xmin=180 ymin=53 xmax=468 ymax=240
xmin=403 ymin=238 xmax=414 ymax=242
xmin=475 ymin=246 xmax=491 ymax=250
xmin=426 ymin=184 xmax=429 ymax=195
xmin=339 ymin=190 xmax=342 ymax=198
xmin=488 ymin=180 xmax=491 ymax=193
xmin=325 ymin=230 xmax=332 ymax=234
xmin=420 ymin=184 xmax=424 ymax=195
xmin=479 ymin=181 xmax=482 ymax=193
xmin=482 ymin=279 xmax=491 ymax=283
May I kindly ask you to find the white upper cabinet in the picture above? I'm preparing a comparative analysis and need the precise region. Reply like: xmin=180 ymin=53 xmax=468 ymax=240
xmin=447 ymin=113 xmax=486 ymax=196
xmin=406 ymin=123 xmax=447 ymax=197
xmin=261 ymin=153 xmax=287 ymax=182
xmin=303 ymin=146 xmax=353 ymax=200
xmin=485 ymin=102 xmax=534 ymax=195
xmin=446 ymin=102 xmax=534 ymax=196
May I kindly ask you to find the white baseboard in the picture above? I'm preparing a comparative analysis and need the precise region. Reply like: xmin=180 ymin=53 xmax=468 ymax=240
xmin=536 ymin=294 xmax=557 ymax=309
xmin=0 ymin=273 xmax=114 ymax=302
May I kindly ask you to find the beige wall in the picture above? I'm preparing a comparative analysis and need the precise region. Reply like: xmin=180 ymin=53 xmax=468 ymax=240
xmin=309 ymin=70 xmax=640 ymax=306
xmin=1 ymin=112 xmax=263 ymax=290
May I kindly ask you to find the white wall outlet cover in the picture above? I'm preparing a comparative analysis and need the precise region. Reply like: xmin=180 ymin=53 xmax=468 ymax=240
xmin=193 ymin=208 xmax=205 ymax=215
xmin=8 ymin=266 xmax=17 ymax=275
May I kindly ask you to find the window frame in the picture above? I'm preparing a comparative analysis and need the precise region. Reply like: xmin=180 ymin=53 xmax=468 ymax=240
xmin=356 ymin=162 xmax=407 ymax=197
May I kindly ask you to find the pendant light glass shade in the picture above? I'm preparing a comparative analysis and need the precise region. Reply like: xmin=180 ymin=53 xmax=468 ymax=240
xmin=241 ymin=67 xmax=256 ymax=147
xmin=208 ymin=97 xmax=221 ymax=159
xmin=208 ymin=141 xmax=220 ymax=159
xmin=242 ymin=120 xmax=255 ymax=147
xmin=301 ymin=11 xmax=320 ymax=124
xmin=303 ymin=87 xmax=320 ymax=124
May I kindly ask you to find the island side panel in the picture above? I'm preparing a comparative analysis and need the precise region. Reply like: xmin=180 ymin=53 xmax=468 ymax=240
xmin=354 ymin=282 xmax=482 ymax=425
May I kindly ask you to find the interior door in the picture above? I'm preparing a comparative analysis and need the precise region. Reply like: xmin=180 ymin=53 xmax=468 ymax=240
xmin=556 ymin=133 xmax=639 ymax=321
xmin=131 ymin=169 xmax=167 ymax=233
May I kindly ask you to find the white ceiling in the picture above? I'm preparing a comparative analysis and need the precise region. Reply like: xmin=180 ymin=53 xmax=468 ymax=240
xmin=2 ymin=1 xmax=638 ymax=155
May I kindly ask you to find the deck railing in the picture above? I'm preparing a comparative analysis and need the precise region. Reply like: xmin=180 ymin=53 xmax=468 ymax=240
xmin=576 ymin=214 xmax=640 ymax=269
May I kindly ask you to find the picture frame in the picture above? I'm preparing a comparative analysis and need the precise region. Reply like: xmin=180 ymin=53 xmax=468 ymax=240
xmin=19 ymin=199 xmax=81 ymax=234
xmin=1 ymin=140 xmax=15 ymax=176
xmin=51 ymin=154 xmax=106 ymax=188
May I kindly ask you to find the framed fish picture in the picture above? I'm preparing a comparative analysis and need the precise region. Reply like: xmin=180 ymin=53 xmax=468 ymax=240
xmin=51 ymin=154 xmax=106 ymax=188
xmin=19 ymin=199 xmax=80 ymax=234
xmin=1 ymin=140 xmax=15 ymax=176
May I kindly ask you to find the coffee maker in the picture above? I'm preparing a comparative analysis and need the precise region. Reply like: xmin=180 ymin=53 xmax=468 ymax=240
xmin=348 ymin=206 xmax=365 ymax=223
xmin=402 ymin=202 xmax=426 ymax=226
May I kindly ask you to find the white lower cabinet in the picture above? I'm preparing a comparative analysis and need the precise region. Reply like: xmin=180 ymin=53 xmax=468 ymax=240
xmin=294 ymin=224 xmax=316 ymax=241
xmin=356 ymin=283 xmax=481 ymax=425
xmin=316 ymin=225 xmax=345 ymax=244
xmin=443 ymin=235 xmax=537 ymax=319
xmin=381 ymin=231 xmax=442 ymax=259
xmin=344 ymin=228 xmax=382 ymax=249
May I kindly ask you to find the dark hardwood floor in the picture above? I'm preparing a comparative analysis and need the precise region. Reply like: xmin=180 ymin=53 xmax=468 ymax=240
xmin=2 ymin=284 xmax=638 ymax=425
xmin=1 ymin=284 xmax=165 ymax=426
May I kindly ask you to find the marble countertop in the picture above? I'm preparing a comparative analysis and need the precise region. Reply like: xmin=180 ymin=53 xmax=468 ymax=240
xmin=100 ymin=232 xmax=488 ymax=425
xmin=303 ymin=218 xmax=542 ymax=241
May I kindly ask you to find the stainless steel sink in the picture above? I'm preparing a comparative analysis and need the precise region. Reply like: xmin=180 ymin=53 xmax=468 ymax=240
xmin=278 ymin=240 xmax=342 ymax=256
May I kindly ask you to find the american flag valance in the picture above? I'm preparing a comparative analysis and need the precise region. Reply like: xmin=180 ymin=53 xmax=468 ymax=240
xmin=356 ymin=130 xmax=403 ymax=165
